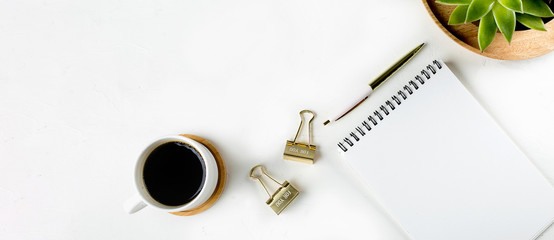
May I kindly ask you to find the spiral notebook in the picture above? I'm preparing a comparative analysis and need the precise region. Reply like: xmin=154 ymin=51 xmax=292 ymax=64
xmin=337 ymin=60 xmax=554 ymax=240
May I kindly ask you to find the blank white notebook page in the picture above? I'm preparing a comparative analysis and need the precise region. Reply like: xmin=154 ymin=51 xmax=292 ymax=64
xmin=339 ymin=61 xmax=554 ymax=240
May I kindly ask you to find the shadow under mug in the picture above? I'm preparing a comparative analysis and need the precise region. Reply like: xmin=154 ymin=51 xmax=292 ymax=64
xmin=124 ymin=135 xmax=219 ymax=214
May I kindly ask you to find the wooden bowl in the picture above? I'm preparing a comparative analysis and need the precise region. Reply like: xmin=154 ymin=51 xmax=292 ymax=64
xmin=423 ymin=0 xmax=554 ymax=60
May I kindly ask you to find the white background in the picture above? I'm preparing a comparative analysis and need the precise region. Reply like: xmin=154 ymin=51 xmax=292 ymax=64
xmin=1 ymin=0 xmax=554 ymax=239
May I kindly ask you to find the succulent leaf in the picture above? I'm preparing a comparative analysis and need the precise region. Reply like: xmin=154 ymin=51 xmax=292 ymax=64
xmin=478 ymin=11 xmax=497 ymax=51
xmin=436 ymin=0 xmax=472 ymax=4
xmin=522 ymin=0 xmax=554 ymax=17
xmin=498 ymin=0 xmax=523 ymax=12
xmin=449 ymin=5 xmax=471 ymax=25
xmin=516 ymin=13 xmax=547 ymax=30
xmin=467 ymin=0 xmax=496 ymax=22
xmin=492 ymin=3 xmax=516 ymax=43
xmin=438 ymin=0 xmax=552 ymax=52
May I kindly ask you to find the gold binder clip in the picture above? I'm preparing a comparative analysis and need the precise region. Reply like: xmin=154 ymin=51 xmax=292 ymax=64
xmin=249 ymin=165 xmax=299 ymax=215
xmin=284 ymin=110 xmax=317 ymax=164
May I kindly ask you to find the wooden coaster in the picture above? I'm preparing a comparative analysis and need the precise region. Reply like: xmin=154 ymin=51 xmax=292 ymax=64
xmin=170 ymin=134 xmax=226 ymax=216
xmin=423 ymin=0 xmax=554 ymax=60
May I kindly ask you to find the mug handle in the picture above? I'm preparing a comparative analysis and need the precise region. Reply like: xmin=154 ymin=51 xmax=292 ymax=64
xmin=123 ymin=194 xmax=147 ymax=214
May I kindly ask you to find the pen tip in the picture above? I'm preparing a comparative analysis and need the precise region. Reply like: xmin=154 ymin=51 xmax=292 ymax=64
xmin=323 ymin=120 xmax=330 ymax=126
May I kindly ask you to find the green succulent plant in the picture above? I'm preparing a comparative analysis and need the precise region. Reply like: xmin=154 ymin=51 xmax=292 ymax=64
xmin=436 ymin=0 xmax=554 ymax=51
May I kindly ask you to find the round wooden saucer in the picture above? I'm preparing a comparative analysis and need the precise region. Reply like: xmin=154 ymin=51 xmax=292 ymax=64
xmin=170 ymin=134 xmax=226 ymax=216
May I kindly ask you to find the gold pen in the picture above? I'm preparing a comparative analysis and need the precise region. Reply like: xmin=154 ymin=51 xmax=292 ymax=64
xmin=323 ymin=43 xmax=425 ymax=126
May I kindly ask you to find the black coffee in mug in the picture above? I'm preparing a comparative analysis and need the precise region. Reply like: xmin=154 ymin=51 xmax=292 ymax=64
xmin=142 ymin=141 xmax=206 ymax=206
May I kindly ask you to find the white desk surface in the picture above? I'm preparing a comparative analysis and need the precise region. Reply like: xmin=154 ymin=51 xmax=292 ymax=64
xmin=1 ymin=1 xmax=554 ymax=239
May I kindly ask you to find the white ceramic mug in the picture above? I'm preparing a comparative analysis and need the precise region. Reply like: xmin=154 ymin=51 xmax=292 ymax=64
xmin=123 ymin=135 xmax=219 ymax=214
